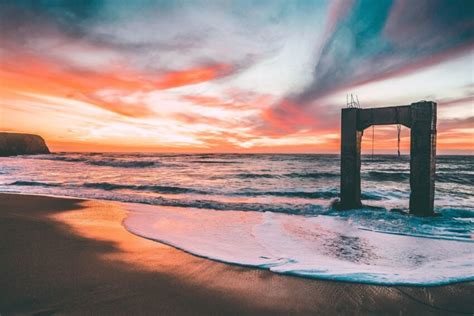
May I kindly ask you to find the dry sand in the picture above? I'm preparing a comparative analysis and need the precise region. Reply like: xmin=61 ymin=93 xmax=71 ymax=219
xmin=0 ymin=193 xmax=472 ymax=315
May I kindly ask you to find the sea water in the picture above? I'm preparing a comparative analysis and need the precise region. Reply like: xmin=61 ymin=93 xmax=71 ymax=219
xmin=0 ymin=153 xmax=473 ymax=285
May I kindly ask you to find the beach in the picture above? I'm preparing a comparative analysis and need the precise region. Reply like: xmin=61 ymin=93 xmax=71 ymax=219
xmin=1 ymin=193 xmax=473 ymax=315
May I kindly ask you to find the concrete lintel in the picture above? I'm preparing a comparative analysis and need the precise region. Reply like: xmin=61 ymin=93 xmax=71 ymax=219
xmin=358 ymin=105 xmax=411 ymax=130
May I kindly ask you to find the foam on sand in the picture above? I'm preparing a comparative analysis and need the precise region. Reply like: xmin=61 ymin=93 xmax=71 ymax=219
xmin=123 ymin=204 xmax=474 ymax=286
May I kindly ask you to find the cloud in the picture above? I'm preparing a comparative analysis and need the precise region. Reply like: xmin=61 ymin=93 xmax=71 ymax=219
xmin=295 ymin=0 xmax=474 ymax=104
xmin=155 ymin=64 xmax=233 ymax=90
xmin=439 ymin=116 xmax=474 ymax=132
xmin=438 ymin=95 xmax=474 ymax=108
xmin=0 ymin=47 xmax=243 ymax=118
xmin=258 ymin=99 xmax=317 ymax=135
xmin=181 ymin=91 xmax=270 ymax=110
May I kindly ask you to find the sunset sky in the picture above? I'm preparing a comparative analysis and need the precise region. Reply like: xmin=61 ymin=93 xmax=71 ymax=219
xmin=0 ymin=0 xmax=473 ymax=153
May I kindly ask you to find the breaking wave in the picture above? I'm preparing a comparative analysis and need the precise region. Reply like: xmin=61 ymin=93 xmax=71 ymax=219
xmin=124 ymin=204 xmax=474 ymax=286
xmin=83 ymin=182 xmax=204 ymax=194
xmin=24 ymin=154 xmax=158 ymax=168
xmin=10 ymin=181 xmax=61 ymax=187
xmin=366 ymin=171 xmax=410 ymax=182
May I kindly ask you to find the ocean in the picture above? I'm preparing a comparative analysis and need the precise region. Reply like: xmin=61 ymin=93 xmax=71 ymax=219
xmin=1 ymin=153 xmax=473 ymax=285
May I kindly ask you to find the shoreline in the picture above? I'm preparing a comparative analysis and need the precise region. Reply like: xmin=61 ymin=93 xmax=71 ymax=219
xmin=1 ymin=193 xmax=473 ymax=315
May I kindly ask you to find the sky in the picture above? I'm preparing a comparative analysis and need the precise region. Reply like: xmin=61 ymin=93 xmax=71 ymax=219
xmin=0 ymin=0 xmax=473 ymax=153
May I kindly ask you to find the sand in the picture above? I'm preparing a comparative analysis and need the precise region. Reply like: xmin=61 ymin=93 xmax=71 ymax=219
xmin=0 ymin=193 xmax=472 ymax=315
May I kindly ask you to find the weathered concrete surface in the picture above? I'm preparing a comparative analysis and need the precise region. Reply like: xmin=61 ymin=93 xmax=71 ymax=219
xmin=0 ymin=132 xmax=50 ymax=156
xmin=340 ymin=109 xmax=362 ymax=210
xmin=358 ymin=105 xmax=411 ymax=130
xmin=409 ymin=102 xmax=437 ymax=216
xmin=339 ymin=101 xmax=437 ymax=216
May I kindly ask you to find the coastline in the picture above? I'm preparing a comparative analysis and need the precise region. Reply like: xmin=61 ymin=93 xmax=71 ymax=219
xmin=1 ymin=193 xmax=473 ymax=315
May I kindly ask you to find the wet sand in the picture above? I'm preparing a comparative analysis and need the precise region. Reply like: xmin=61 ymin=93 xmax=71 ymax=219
xmin=0 ymin=193 xmax=472 ymax=315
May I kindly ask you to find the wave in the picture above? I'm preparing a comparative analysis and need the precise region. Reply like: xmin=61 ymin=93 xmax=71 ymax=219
xmin=87 ymin=160 xmax=157 ymax=168
xmin=75 ymin=189 xmax=379 ymax=214
xmin=29 ymin=155 xmax=158 ymax=168
xmin=237 ymin=190 xmax=339 ymax=199
xmin=10 ymin=181 xmax=61 ymax=187
xmin=7 ymin=179 xmax=383 ymax=206
xmin=437 ymin=173 xmax=474 ymax=186
xmin=124 ymin=205 xmax=474 ymax=286
xmin=361 ymin=158 xmax=409 ymax=164
xmin=364 ymin=170 xmax=474 ymax=185
xmin=333 ymin=207 xmax=474 ymax=242
xmin=286 ymin=172 xmax=339 ymax=179
xmin=227 ymin=172 xmax=339 ymax=180
xmin=236 ymin=173 xmax=278 ymax=179
xmin=83 ymin=182 xmax=203 ymax=194
xmin=152 ymin=198 xmax=324 ymax=215
xmin=236 ymin=189 xmax=382 ymax=201
xmin=43 ymin=156 xmax=88 ymax=163
xmin=365 ymin=171 xmax=410 ymax=181
xmin=189 ymin=160 xmax=240 ymax=164
xmin=19 ymin=154 xmax=474 ymax=187
xmin=361 ymin=191 xmax=385 ymax=201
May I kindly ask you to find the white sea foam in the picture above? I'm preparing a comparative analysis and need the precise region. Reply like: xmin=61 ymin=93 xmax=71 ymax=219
xmin=123 ymin=204 xmax=474 ymax=286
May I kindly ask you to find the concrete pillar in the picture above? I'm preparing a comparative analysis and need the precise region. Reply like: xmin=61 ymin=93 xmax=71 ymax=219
xmin=409 ymin=101 xmax=437 ymax=216
xmin=340 ymin=108 xmax=362 ymax=209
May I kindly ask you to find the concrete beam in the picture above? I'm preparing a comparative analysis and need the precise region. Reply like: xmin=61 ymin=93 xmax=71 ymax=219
xmin=358 ymin=105 xmax=411 ymax=130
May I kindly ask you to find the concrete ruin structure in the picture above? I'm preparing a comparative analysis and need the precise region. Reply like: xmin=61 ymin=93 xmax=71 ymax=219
xmin=340 ymin=101 xmax=437 ymax=216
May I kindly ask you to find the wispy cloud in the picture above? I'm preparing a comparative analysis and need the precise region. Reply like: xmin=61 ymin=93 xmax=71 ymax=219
xmin=295 ymin=0 xmax=474 ymax=103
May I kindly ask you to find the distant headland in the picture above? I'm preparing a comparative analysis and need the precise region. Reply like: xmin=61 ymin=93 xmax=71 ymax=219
xmin=0 ymin=132 xmax=50 ymax=156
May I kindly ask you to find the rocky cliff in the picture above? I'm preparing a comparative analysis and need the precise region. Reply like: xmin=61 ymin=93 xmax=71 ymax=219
xmin=0 ymin=133 xmax=50 ymax=156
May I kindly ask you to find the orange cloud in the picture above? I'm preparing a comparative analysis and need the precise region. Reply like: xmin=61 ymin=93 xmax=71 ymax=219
xmin=260 ymin=99 xmax=317 ymax=135
xmin=181 ymin=95 xmax=224 ymax=106
xmin=1 ymin=49 xmax=235 ymax=118
xmin=181 ymin=92 xmax=267 ymax=110
xmin=1 ymin=52 xmax=153 ymax=117
xmin=155 ymin=64 xmax=232 ymax=90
